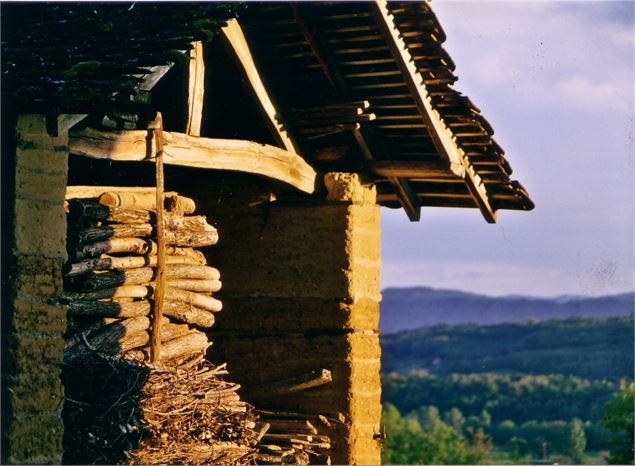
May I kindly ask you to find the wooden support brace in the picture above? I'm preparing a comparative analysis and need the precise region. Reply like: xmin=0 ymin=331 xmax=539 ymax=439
xmin=373 ymin=0 xmax=497 ymax=223
xmin=148 ymin=113 xmax=166 ymax=362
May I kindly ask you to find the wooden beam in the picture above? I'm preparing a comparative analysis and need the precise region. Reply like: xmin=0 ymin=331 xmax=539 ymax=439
xmin=293 ymin=5 xmax=421 ymax=221
xmin=369 ymin=160 xmax=463 ymax=179
xmin=373 ymin=0 xmax=497 ymax=223
xmin=69 ymin=127 xmax=316 ymax=194
xmin=220 ymin=20 xmax=300 ymax=154
xmin=186 ymin=41 xmax=205 ymax=136
xmin=138 ymin=65 xmax=172 ymax=92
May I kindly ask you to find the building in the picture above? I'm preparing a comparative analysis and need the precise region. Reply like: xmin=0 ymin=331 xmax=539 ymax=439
xmin=1 ymin=2 xmax=533 ymax=464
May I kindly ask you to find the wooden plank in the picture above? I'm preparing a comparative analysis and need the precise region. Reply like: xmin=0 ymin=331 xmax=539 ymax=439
xmin=373 ymin=0 xmax=497 ymax=223
xmin=69 ymin=128 xmax=316 ymax=193
xmin=220 ymin=20 xmax=300 ymax=154
xmin=243 ymin=369 xmax=332 ymax=400
xmin=369 ymin=160 xmax=463 ymax=179
xmin=186 ymin=41 xmax=205 ymax=137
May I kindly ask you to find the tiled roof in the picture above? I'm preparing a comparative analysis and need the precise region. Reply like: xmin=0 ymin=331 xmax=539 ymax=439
xmin=239 ymin=2 xmax=534 ymax=220
xmin=1 ymin=3 xmax=239 ymax=113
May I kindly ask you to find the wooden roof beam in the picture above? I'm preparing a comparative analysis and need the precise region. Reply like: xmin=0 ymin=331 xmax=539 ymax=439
xmin=369 ymin=160 xmax=463 ymax=179
xmin=69 ymin=127 xmax=317 ymax=194
xmin=220 ymin=19 xmax=301 ymax=155
xmin=293 ymin=4 xmax=421 ymax=221
xmin=373 ymin=0 xmax=497 ymax=223
xmin=186 ymin=41 xmax=204 ymax=136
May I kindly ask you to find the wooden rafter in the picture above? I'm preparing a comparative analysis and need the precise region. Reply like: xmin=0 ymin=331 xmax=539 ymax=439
xmin=292 ymin=4 xmax=421 ymax=221
xmin=369 ymin=160 xmax=464 ymax=179
xmin=373 ymin=0 xmax=497 ymax=223
xmin=220 ymin=20 xmax=300 ymax=155
xmin=69 ymin=127 xmax=317 ymax=194
xmin=186 ymin=41 xmax=205 ymax=136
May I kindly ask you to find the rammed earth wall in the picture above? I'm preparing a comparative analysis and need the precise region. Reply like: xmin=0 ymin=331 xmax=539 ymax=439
xmin=3 ymin=115 xmax=68 ymax=464
xmin=201 ymin=172 xmax=383 ymax=465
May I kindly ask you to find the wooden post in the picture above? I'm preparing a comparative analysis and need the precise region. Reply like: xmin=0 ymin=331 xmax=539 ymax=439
xmin=149 ymin=113 xmax=166 ymax=363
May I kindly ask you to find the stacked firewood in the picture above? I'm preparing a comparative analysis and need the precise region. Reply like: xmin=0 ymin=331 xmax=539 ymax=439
xmin=61 ymin=189 xmax=261 ymax=464
xmin=244 ymin=369 xmax=337 ymax=465
xmin=62 ymin=190 xmax=220 ymax=363
xmin=61 ymin=188 xmax=336 ymax=465
xmin=255 ymin=410 xmax=337 ymax=465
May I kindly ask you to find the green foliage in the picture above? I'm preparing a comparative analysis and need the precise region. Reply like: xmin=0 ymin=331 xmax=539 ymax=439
xmin=383 ymin=371 xmax=626 ymax=424
xmin=602 ymin=383 xmax=635 ymax=464
xmin=380 ymin=317 xmax=634 ymax=464
xmin=382 ymin=315 xmax=634 ymax=379
xmin=381 ymin=403 xmax=492 ymax=465
xmin=63 ymin=61 xmax=102 ymax=79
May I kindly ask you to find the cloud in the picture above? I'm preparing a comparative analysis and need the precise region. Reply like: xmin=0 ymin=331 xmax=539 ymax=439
xmin=432 ymin=1 xmax=635 ymax=115
xmin=555 ymin=75 xmax=631 ymax=113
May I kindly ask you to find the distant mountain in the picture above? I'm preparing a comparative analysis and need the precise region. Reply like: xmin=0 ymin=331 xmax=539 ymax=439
xmin=381 ymin=315 xmax=635 ymax=379
xmin=379 ymin=286 xmax=634 ymax=334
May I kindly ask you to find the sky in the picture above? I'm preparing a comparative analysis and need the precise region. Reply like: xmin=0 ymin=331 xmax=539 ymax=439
xmin=380 ymin=1 xmax=635 ymax=298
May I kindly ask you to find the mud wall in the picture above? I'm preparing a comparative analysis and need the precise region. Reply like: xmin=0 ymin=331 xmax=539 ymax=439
xmin=3 ymin=115 xmax=68 ymax=464
xmin=191 ymin=172 xmax=383 ymax=465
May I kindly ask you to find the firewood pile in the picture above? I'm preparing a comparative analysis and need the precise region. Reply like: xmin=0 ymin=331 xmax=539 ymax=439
xmin=60 ymin=188 xmax=336 ymax=465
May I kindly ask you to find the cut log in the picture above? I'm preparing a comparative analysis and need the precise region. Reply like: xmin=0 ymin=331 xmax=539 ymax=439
xmin=64 ymin=316 xmax=150 ymax=360
xmin=67 ymin=299 xmax=215 ymax=328
xmin=65 ymin=252 xmax=208 ymax=276
xmin=60 ymin=285 xmax=150 ymax=301
xmin=166 ymin=265 xmax=220 ymax=281
xmin=76 ymin=224 xmax=153 ymax=244
xmin=262 ymin=433 xmax=330 ymax=445
xmin=79 ymin=268 xmax=154 ymax=291
xmin=98 ymin=191 xmax=195 ymax=214
xmin=254 ymin=422 xmax=271 ymax=442
xmin=66 ymin=316 xmax=192 ymax=358
xmin=163 ymin=213 xmax=216 ymax=233
xmin=163 ymin=227 xmax=218 ymax=248
xmin=161 ymin=330 xmax=210 ymax=360
xmin=131 ymin=330 xmax=211 ymax=361
xmin=267 ymin=419 xmax=318 ymax=435
xmin=117 ymin=329 xmax=150 ymax=353
xmin=75 ymin=238 xmax=152 ymax=260
xmin=256 ymin=410 xmax=342 ymax=426
xmin=77 ymin=266 xmax=220 ymax=291
xmin=243 ymin=369 xmax=332 ymax=400
xmin=69 ymin=200 xmax=151 ymax=223
xmin=167 ymin=279 xmax=222 ymax=293
xmin=60 ymin=286 xmax=221 ymax=312
xmin=164 ymin=287 xmax=223 ymax=312
xmin=75 ymin=237 xmax=215 ymax=260
xmin=67 ymin=299 xmax=149 ymax=318
xmin=166 ymin=194 xmax=196 ymax=215
xmin=162 ymin=300 xmax=215 ymax=328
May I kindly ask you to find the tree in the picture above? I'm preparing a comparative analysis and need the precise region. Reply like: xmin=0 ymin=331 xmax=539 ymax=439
xmin=560 ymin=418 xmax=586 ymax=463
xmin=381 ymin=403 xmax=491 ymax=464
xmin=444 ymin=407 xmax=465 ymax=431
xmin=602 ymin=383 xmax=634 ymax=464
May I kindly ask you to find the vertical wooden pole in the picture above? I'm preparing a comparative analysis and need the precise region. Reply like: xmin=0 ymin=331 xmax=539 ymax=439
xmin=150 ymin=113 xmax=166 ymax=363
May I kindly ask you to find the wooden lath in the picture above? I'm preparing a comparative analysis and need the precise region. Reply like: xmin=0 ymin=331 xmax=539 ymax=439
xmin=373 ymin=0 xmax=497 ymax=223
xmin=292 ymin=3 xmax=422 ymax=221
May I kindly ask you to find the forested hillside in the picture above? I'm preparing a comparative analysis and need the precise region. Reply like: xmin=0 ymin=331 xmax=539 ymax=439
xmin=381 ymin=315 xmax=634 ymax=378
xmin=380 ymin=316 xmax=635 ymax=464
xmin=379 ymin=287 xmax=634 ymax=333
